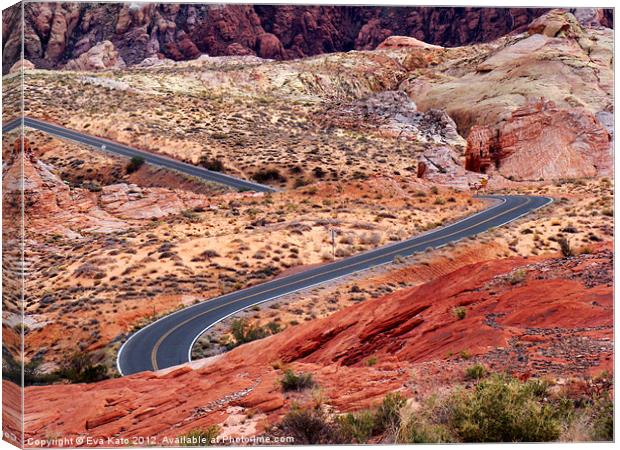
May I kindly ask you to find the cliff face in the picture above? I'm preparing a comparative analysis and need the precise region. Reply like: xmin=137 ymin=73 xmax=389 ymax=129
xmin=3 ymin=4 xmax=612 ymax=73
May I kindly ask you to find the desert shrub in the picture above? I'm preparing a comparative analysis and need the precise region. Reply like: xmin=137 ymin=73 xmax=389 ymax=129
xmin=375 ymin=392 xmax=406 ymax=433
xmin=365 ymin=356 xmax=378 ymax=367
xmin=180 ymin=425 xmax=220 ymax=446
xmin=228 ymin=318 xmax=269 ymax=348
xmin=360 ymin=232 xmax=382 ymax=246
xmin=398 ymin=415 xmax=453 ymax=443
xmin=281 ymin=407 xmax=337 ymax=444
xmin=57 ymin=351 xmax=108 ymax=383
xmin=84 ymin=181 xmax=102 ymax=192
xmin=293 ymin=178 xmax=310 ymax=188
xmin=265 ymin=321 xmax=282 ymax=334
xmin=2 ymin=353 xmax=59 ymax=386
xmin=393 ymin=254 xmax=406 ymax=264
xmin=313 ymin=166 xmax=326 ymax=178
xmin=181 ymin=209 xmax=202 ymax=223
xmin=252 ymin=168 xmax=286 ymax=183
xmin=336 ymin=410 xmax=377 ymax=443
xmin=587 ymin=392 xmax=614 ymax=441
xmin=558 ymin=238 xmax=573 ymax=257
xmin=452 ymin=307 xmax=466 ymax=320
xmin=508 ymin=269 xmax=526 ymax=285
xmin=280 ymin=369 xmax=315 ymax=392
xmin=464 ymin=364 xmax=488 ymax=380
xmin=199 ymin=156 xmax=225 ymax=172
xmin=447 ymin=374 xmax=570 ymax=442
xmin=126 ymin=156 xmax=145 ymax=174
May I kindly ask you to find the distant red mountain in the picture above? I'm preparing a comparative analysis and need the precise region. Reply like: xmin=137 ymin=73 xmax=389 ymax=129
xmin=2 ymin=3 xmax=613 ymax=73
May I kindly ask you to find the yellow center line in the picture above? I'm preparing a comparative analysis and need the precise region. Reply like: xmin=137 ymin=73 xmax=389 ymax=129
xmin=150 ymin=197 xmax=531 ymax=370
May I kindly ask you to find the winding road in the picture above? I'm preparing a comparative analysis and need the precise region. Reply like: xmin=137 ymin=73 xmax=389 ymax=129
xmin=3 ymin=117 xmax=276 ymax=193
xmin=3 ymin=117 xmax=553 ymax=376
xmin=117 ymin=194 xmax=552 ymax=375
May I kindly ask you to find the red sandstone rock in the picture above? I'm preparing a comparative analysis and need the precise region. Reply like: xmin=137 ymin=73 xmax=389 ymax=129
xmin=464 ymin=125 xmax=495 ymax=173
xmin=256 ymin=33 xmax=286 ymax=59
xmin=464 ymin=98 xmax=611 ymax=180
xmin=85 ymin=411 xmax=127 ymax=430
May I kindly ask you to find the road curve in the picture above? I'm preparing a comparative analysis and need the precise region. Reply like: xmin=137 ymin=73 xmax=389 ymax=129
xmin=3 ymin=117 xmax=276 ymax=193
xmin=117 ymin=194 xmax=552 ymax=375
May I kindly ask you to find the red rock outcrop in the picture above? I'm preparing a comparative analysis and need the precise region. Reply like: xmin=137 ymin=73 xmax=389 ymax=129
xmin=64 ymin=41 xmax=126 ymax=71
xmin=2 ymin=136 xmax=214 ymax=237
xmin=22 ymin=247 xmax=612 ymax=442
xmin=4 ymin=5 xmax=612 ymax=73
xmin=464 ymin=126 xmax=495 ymax=173
xmin=464 ymin=98 xmax=612 ymax=180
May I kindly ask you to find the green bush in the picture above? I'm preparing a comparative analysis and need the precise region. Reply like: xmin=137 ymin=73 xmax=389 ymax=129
xmin=280 ymin=369 xmax=315 ymax=392
xmin=447 ymin=374 xmax=569 ymax=442
xmin=365 ymin=356 xmax=378 ymax=367
xmin=227 ymin=318 xmax=272 ymax=349
xmin=180 ymin=425 xmax=220 ymax=446
xmin=252 ymin=168 xmax=286 ymax=183
xmin=2 ymin=353 xmax=60 ymax=386
xmin=375 ymin=392 xmax=407 ymax=433
xmin=453 ymin=307 xmax=467 ymax=320
xmin=199 ymin=156 xmax=225 ymax=172
xmin=336 ymin=410 xmax=376 ymax=443
xmin=126 ymin=156 xmax=145 ymax=174
xmin=281 ymin=406 xmax=337 ymax=444
xmin=465 ymin=364 xmax=488 ymax=381
xmin=57 ymin=351 xmax=108 ymax=383
xmin=508 ymin=269 xmax=526 ymax=285
xmin=587 ymin=392 xmax=613 ymax=441
xmin=398 ymin=416 xmax=452 ymax=443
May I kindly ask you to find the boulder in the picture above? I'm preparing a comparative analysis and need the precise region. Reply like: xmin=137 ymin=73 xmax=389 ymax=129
xmin=64 ymin=41 xmax=126 ymax=71
xmin=528 ymin=8 xmax=584 ymax=38
xmin=8 ymin=59 xmax=35 ymax=74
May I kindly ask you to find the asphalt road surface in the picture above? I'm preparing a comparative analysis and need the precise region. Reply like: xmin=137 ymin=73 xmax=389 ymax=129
xmin=3 ymin=117 xmax=276 ymax=193
xmin=117 ymin=194 xmax=552 ymax=375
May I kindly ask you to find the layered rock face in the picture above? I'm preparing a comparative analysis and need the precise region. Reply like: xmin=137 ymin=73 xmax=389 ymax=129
xmin=3 ymin=4 xmax=611 ymax=73
xmin=410 ymin=9 xmax=613 ymax=138
xmin=405 ymin=9 xmax=613 ymax=182
xmin=464 ymin=98 xmax=612 ymax=180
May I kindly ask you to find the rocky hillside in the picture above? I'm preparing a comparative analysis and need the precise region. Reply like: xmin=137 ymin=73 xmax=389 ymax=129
xmin=405 ymin=9 xmax=613 ymax=183
xmin=21 ymin=247 xmax=612 ymax=442
xmin=2 ymin=3 xmax=613 ymax=73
